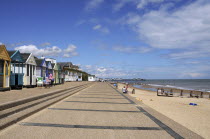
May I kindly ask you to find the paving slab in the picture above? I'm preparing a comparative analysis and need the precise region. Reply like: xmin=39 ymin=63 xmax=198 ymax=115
xmin=0 ymin=83 xmax=201 ymax=139
xmin=0 ymin=82 xmax=89 ymax=105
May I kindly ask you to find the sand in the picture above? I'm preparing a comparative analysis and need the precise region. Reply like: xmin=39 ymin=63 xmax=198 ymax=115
xmin=118 ymin=83 xmax=210 ymax=139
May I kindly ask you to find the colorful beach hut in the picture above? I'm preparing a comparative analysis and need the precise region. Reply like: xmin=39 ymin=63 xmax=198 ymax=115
xmin=51 ymin=63 xmax=59 ymax=85
xmin=0 ymin=45 xmax=11 ymax=91
xmin=21 ymin=53 xmax=37 ymax=87
xmin=68 ymin=65 xmax=82 ymax=81
xmin=8 ymin=50 xmax=24 ymax=89
xmin=57 ymin=63 xmax=65 ymax=84
xmin=35 ymin=58 xmax=47 ymax=80
xmin=57 ymin=62 xmax=72 ymax=82
xmin=46 ymin=61 xmax=53 ymax=77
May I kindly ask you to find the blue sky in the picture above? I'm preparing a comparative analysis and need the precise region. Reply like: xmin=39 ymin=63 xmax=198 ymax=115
xmin=1 ymin=0 xmax=210 ymax=79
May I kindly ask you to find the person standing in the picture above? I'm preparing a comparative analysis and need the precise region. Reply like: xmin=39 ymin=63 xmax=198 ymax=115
xmin=122 ymin=86 xmax=127 ymax=94
xmin=48 ymin=73 xmax=54 ymax=86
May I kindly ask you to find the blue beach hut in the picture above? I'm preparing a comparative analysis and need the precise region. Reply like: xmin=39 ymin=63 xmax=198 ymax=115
xmin=35 ymin=58 xmax=47 ymax=80
xmin=8 ymin=50 xmax=24 ymax=89
xmin=46 ymin=61 xmax=53 ymax=77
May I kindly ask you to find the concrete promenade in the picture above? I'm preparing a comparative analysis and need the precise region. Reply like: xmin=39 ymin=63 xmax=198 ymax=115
xmin=0 ymin=83 xmax=202 ymax=139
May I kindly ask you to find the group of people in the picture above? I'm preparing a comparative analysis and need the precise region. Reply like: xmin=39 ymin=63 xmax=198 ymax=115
xmin=44 ymin=73 xmax=54 ymax=86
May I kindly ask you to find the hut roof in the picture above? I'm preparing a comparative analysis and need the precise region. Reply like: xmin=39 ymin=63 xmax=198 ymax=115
xmin=35 ymin=59 xmax=43 ymax=66
xmin=57 ymin=62 xmax=73 ymax=69
xmin=8 ymin=51 xmax=16 ymax=57
xmin=20 ymin=53 xmax=31 ymax=63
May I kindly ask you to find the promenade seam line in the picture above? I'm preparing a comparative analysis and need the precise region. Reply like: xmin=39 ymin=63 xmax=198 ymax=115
xmin=64 ymin=101 xmax=132 ymax=104
xmin=48 ymin=108 xmax=141 ymax=113
xmin=109 ymin=84 xmax=184 ymax=139
xmin=20 ymin=122 xmax=162 ymax=130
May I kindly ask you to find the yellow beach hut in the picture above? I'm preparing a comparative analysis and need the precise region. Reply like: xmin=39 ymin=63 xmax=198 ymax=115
xmin=0 ymin=45 xmax=11 ymax=91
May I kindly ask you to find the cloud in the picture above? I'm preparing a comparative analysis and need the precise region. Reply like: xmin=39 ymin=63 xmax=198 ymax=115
xmin=39 ymin=42 xmax=51 ymax=47
xmin=15 ymin=45 xmax=62 ymax=57
xmin=122 ymin=0 xmax=210 ymax=59
xmin=137 ymin=0 xmax=164 ymax=9
xmin=93 ymin=24 xmax=110 ymax=34
xmin=0 ymin=42 xmax=2 ymax=45
xmin=113 ymin=0 xmax=135 ymax=11
xmin=63 ymin=44 xmax=79 ymax=58
xmin=93 ymin=24 xmax=101 ymax=30
xmin=113 ymin=46 xmax=152 ymax=53
xmin=85 ymin=0 xmax=104 ymax=11
xmin=180 ymin=72 xmax=207 ymax=78
xmin=14 ymin=44 xmax=79 ymax=58
xmin=113 ymin=0 xmax=166 ymax=11
xmin=97 ymin=67 xmax=107 ymax=72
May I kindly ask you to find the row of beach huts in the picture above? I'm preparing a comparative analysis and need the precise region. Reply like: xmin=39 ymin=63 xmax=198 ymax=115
xmin=0 ymin=45 xmax=97 ymax=91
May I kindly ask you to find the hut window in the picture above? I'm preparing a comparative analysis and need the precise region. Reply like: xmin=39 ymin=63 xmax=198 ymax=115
xmin=0 ymin=60 xmax=4 ymax=74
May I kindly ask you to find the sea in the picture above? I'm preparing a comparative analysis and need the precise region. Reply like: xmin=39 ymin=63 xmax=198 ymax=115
xmin=114 ymin=79 xmax=210 ymax=92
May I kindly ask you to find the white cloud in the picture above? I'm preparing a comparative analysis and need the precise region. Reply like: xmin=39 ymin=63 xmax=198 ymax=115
xmin=15 ymin=45 xmax=62 ymax=57
xmin=113 ymin=46 xmax=152 ymax=53
xmin=93 ymin=24 xmax=101 ymax=30
xmin=85 ymin=65 xmax=92 ymax=69
xmin=180 ymin=72 xmax=207 ymax=78
xmin=93 ymin=24 xmax=110 ymax=34
xmin=113 ymin=0 xmax=166 ymax=11
xmin=137 ymin=0 xmax=164 ymax=9
xmin=113 ymin=0 xmax=136 ymax=11
xmin=85 ymin=0 xmax=104 ymax=11
xmin=97 ymin=67 xmax=107 ymax=72
xmin=0 ymin=42 xmax=2 ymax=45
xmin=122 ymin=0 xmax=210 ymax=59
xmin=39 ymin=42 xmax=51 ymax=47
xmin=63 ymin=44 xmax=78 ymax=58
xmin=14 ymin=44 xmax=79 ymax=58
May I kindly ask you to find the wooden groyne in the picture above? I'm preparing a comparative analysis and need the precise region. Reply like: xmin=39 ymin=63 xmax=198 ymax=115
xmin=117 ymin=82 xmax=210 ymax=99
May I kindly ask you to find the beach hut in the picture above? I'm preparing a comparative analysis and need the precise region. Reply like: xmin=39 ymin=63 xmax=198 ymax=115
xmin=35 ymin=58 xmax=47 ymax=80
xmin=46 ymin=61 xmax=53 ymax=77
xmin=0 ymin=45 xmax=11 ymax=91
xmin=88 ymin=75 xmax=96 ymax=82
xmin=57 ymin=62 xmax=73 ymax=82
xmin=8 ymin=50 xmax=24 ymax=89
xmin=21 ymin=53 xmax=37 ymax=87
xmin=57 ymin=63 xmax=65 ymax=84
xmin=66 ymin=65 xmax=82 ymax=81
xmin=77 ymin=72 xmax=83 ymax=81
xmin=46 ymin=58 xmax=59 ymax=85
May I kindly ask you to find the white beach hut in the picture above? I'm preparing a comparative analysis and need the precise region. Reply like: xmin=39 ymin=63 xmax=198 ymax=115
xmin=88 ymin=75 xmax=96 ymax=82
xmin=21 ymin=53 xmax=37 ymax=87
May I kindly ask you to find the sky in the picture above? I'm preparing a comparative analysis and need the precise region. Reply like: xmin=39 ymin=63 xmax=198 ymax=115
xmin=0 ymin=0 xmax=210 ymax=79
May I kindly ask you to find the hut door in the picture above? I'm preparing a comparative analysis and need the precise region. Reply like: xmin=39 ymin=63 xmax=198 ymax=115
xmin=0 ymin=60 xmax=4 ymax=87
xmin=30 ymin=65 xmax=32 ymax=85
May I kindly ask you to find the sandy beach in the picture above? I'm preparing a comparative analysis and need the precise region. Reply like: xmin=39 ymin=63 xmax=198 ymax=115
xmin=118 ymin=83 xmax=210 ymax=139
